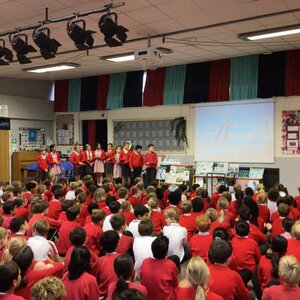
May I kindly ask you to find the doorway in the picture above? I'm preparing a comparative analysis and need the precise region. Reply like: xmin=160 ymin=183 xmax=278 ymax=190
xmin=82 ymin=120 xmax=108 ymax=150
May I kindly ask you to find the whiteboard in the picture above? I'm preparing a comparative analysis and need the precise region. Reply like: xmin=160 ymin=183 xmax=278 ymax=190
xmin=194 ymin=101 xmax=274 ymax=163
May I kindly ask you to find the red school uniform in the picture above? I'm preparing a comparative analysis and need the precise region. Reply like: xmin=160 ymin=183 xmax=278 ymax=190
xmin=37 ymin=154 xmax=48 ymax=171
xmin=209 ymin=264 xmax=249 ymax=300
xmin=47 ymin=199 xmax=62 ymax=220
xmin=46 ymin=151 xmax=61 ymax=167
xmin=176 ymin=287 xmax=223 ymax=300
xmin=83 ymin=223 xmax=103 ymax=255
xmin=179 ymin=213 xmax=197 ymax=241
xmin=122 ymin=211 xmax=135 ymax=226
xmin=92 ymin=253 xmax=120 ymax=297
xmin=58 ymin=211 xmax=68 ymax=222
xmin=140 ymin=257 xmax=178 ymax=300
xmin=259 ymin=204 xmax=270 ymax=223
xmin=128 ymin=195 xmax=141 ymax=208
xmin=15 ymin=207 xmax=29 ymax=221
xmin=287 ymin=239 xmax=300 ymax=262
xmin=129 ymin=151 xmax=143 ymax=169
xmin=248 ymin=222 xmax=267 ymax=244
xmin=119 ymin=149 xmax=131 ymax=165
xmin=0 ymin=295 xmax=26 ymax=300
xmin=62 ymin=271 xmax=100 ymax=300
xmin=271 ymin=217 xmax=285 ymax=237
xmin=14 ymin=262 xmax=64 ymax=300
xmin=258 ymin=255 xmax=284 ymax=291
xmin=262 ymin=285 xmax=300 ymax=300
xmin=231 ymin=236 xmax=261 ymax=272
xmin=115 ymin=234 xmax=134 ymax=254
xmin=271 ymin=211 xmax=293 ymax=223
xmin=151 ymin=210 xmax=167 ymax=234
xmin=190 ymin=232 xmax=213 ymax=262
xmin=77 ymin=204 xmax=89 ymax=226
xmin=107 ymin=281 xmax=147 ymax=300
xmin=143 ymin=152 xmax=158 ymax=168
xmin=295 ymin=195 xmax=300 ymax=214
xmin=105 ymin=150 xmax=115 ymax=163
xmin=211 ymin=192 xmax=221 ymax=209
xmin=28 ymin=214 xmax=61 ymax=237
xmin=57 ymin=220 xmax=81 ymax=255
xmin=69 ymin=150 xmax=81 ymax=168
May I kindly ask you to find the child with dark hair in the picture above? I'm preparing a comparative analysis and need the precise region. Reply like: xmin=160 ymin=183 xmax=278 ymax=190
xmin=102 ymin=195 xmax=117 ymax=216
xmin=258 ymin=235 xmax=287 ymax=292
xmin=14 ymin=197 xmax=29 ymax=221
xmin=58 ymin=200 xmax=74 ymax=222
xmin=62 ymin=246 xmax=99 ymax=300
xmin=48 ymin=187 xmax=64 ymax=220
xmin=92 ymin=230 xmax=120 ymax=297
xmin=188 ymin=184 xmax=200 ymax=200
xmin=84 ymin=203 xmax=100 ymax=225
xmin=271 ymin=203 xmax=290 ymax=237
xmin=103 ymin=201 xmax=121 ymax=232
xmin=107 ymin=254 xmax=147 ymax=300
xmin=13 ymin=246 xmax=64 ymax=300
xmin=232 ymin=221 xmax=261 ymax=285
xmin=128 ymin=205 xmax=149 ymax=237
xmin=24 ymin=182 xmax=37 ymax=202
xmin=2 ymin=201 xmax=16 ymax=229
xmin=140 ymin=235 xmax=178 ymax=300
xmin=57 ymin=206 xmax=81 ymax=256
xmin=164 ymin=190 xmax=182 ymax=212
xmin=213 ymin=227 xmax=230 ymax=241
xmin=120 ymin=201 xmax=135 ymax=226
xmin=191 ymin=197 xmax=205 ymax=218
xmin=281 ymin=218 xmax=295 ymax=240
xmin=228 ymin=190 xmax=244 ymax=217
xmin=9 ymin=217 xmax=29 ymax=239
xmin=267 ymin=187 xmax=280 ymax=217
xmin=0 ymin=261 xmax=23 ymax=299
xmin=208 ymin=240 xmax=249 ymax=300
xmin=244 ymin=197 xmax=265 ymax=231
xmin=211 ymin=184 xmax=227 ymax=208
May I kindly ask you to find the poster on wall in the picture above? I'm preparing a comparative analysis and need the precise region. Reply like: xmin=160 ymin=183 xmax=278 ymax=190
xmin=282 ymin=110 xmax=300 ymax=154
xmin=56 ymin=114 xmax=74 ymax=146
xmin=19 ymin=128 xmax=45 ymax=151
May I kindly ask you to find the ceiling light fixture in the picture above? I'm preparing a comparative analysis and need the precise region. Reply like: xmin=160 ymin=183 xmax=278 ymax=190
xmin=32 ymin=27 xmax=61 ymax=59
xmin=67 ymin=19 xmax=96 ymax=50
xmin=24 ymin=63 xmax=79 ymax=73
xmin=98 ymin=12 xmax=128 ymax=47
xmin=0 ymin=39 xmax=13 ymax=65
xmin=238 ymin=24 xmax=300 ymax=41
xmin=9 ymin=34 xmax=37 ymax=64
xmin=102 ymin=53 xmax=134 ymax=62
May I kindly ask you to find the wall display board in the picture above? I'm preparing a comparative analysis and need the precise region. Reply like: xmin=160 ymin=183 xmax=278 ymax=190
xmin=56 ymin=114 xmax=74 ymax=146
xmin=282 ymin=110 xmax=300 ymax=154
xmin=113 ymin=120 xmax=184 ymax=151
xmin=19 ymin=128 xmax=45 ymax=150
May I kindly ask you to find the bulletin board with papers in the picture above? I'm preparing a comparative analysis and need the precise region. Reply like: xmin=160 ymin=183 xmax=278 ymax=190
xmin=56 ymin=114 xmax=74 ymax=146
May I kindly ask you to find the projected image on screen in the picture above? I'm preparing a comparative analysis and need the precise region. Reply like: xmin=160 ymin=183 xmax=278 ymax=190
xmin=194 ymin=102 xmax=274 ymax=163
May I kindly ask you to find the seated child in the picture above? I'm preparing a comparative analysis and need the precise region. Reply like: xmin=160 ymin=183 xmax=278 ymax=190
xmin=148 ymin=197 xmax=166 ymax=234
xmin=9 ymin=217 xmax=29 ymax=239
xmin=2 ymin=201 xmax=16 ymax=229
xmin=27 ymin=219 xmax=59 ymax=262
xmin=281 ymin=218 xmax=295 ymax=240
xmin=92 ymin=230 xmax=120 ymax=297
xmin=208 ymin=240 xmax=249 ymax=300
xmin=63 ymin=246 xmax=99 ymax=300
xmin=117 ymin=187 xmax=128 ymax=204
xmin=0 ymin=261 xmax=24 ymax=300
xmin=107 ymin=254 xmax=147 ymax=300
xmin=85 ymin=203 xmax=100 ymax=225
xmin=272 ymin=203 xmax=290 ymax=237
xmin=58 ymin=200 xmax=74 ymax=222
xmin=65 ymin=182 xmax=79 ymax=201
xmin=47 ymin=186 xmax=64 ymax=220
xmin=121 ymin=201 xmax=135 ymax=226
xmin=83 ymin=209 xmax=106 ymax=255
xmin=287 ymin=220 xmax=300 ymax=262
xmin=140 ymin=234 xmax=178 ymax=300
xmin=31 ymin=276 xmax=66 ymax=300
xmin=128 ymin=205 xmax=149 ymax=237
xmin=190 ymin=215 xmax=213 ymax=262
xmin=128 ymin=187 xmax=142 ymax=208
xmin=103 ymin=201 xmax=121 ymax=232
xmin=163 ymin=208 xmax=187 ymax=262
xmin=14 ymin=197 xmax=29 ymax=221
xmin=179 ymin=201 xmax=196 ymax=240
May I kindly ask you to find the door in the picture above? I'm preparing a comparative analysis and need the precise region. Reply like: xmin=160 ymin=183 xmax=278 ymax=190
xmin=82 ymin=120 xmax=108 ymax=150
xmin=0 ymin=130 xmax=10 ymax=183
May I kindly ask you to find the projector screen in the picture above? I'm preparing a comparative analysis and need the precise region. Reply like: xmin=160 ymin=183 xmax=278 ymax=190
xmin=194 ymin=101 xmax=274 ymax=163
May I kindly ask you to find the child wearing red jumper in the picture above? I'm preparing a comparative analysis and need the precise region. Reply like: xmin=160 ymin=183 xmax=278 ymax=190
xmin=128 ymin=187 xmax=142 ymax=208
xmin=287 ymin=220 xmax=300 ymax=262
xmin=208 ymin=240 xmax=249 ymax=300
xmin=58 ymin=200 xmax=73 ymax=222
xmin=179 ymin=201 xmax=197 ymax=240
xmin=83 ymin=209 xmax=106 ymax=255
xmin=231 ymin=221 xmax=261 ymax=284
xmin=190 ymin=215 xmax=213 ymax=262
xmin=258 ymin=235 xmax=287 ymax=292
xmin=62 ymin=246 xmax=100 ymax=300
xmin=129 ymin=145 xmax=144 ymax=182
xmin=47 ymin=187 xmax=64 ymax=220
xmin=107 ymin=254 xmax=147 ymax=300
xmin=69 ymin=145 xmax=83 ymax=180
xmin=37 ymin=148 xmax=48 ymax=183
xmin=140 ymin=235 xmax=178 ymax=300
xmin=271 ymin=203 xmax=290 ymax=238
xmin=148 ymin=197 xmax=166 ymax=234
xmin=262 ymin=255 xmax=300 ymax=300
xmin=92 ymin=230 xmax=120 ymax=297
xmin=119 ymin=142 xmax=132 ymax=185
xmin=120 ymin=201 xmax=135 ymax=226
xmin=143 ymin=144 xmax=158 ymax=187
xmin=0 ymin=261 xmax=25 ymax=300
xmin=176 ymin=257 xmax=223 ymax=300
xmin=110 ymin=214 xmax=134 ymax=255
xmin=57 ymin=206 xmax=81 ymax=256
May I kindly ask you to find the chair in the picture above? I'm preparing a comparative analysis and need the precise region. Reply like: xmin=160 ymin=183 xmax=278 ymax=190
xmin=61 ymin=161 xmax=74 ymax=179
xmin=24 ymin=162 xmax=38 ymax=183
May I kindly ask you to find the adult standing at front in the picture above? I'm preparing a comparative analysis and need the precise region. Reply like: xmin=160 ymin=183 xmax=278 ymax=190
xmin=143 ymin=144 xmax=158 ymax=187
xmin=47 ymin=144 xmax=62 ymax=181
xmin=120 ymin=142 xmax=132 ymax=185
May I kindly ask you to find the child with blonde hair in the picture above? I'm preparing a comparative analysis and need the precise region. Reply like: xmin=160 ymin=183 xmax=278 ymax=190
xmin=148 ymin=196 xmax=166 ymax=234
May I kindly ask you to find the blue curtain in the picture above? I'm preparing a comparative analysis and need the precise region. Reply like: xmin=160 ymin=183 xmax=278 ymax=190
xmin=107 ymin=72 xmax=127 ymax=109
xmin=230 ymin=55 xmax=259 ymax=100
xmin=163 ymin=65 xmax=186 ymax=105
xmin=68 ymin=78 xmax=81 ymax=112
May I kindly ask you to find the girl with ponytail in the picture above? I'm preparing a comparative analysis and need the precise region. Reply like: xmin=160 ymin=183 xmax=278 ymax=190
xmin=107 ymin=254 xmax=147 ymax=300
xmin=258 ymin=235 xmax=288 ymax=291
xmin=62 ymin=246 xmax=99 ymax=300
xmin=176 ymin=256 xmax=223 ymax=300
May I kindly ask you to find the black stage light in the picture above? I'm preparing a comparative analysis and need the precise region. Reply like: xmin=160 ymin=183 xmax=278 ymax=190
xmin=32 ymin=28 xmax=61 ymax=59
xmin=98 ymin=12 xmax=128 ymax=47
xmin=67 ymin=20 xmax=96 ymax=50
xmin=9 ymin=34 xmax=37 ymax=64
xmin=0 ymin=39 xmax=13 ymax=65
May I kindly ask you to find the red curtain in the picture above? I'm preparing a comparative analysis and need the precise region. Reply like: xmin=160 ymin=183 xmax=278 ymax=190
xmin=87 ymin=120 xmax=96 ymax=149
xmin=96 ymin=75 xmax=110 ymax=110
xmin=209 ymin=59 xmax=230 ymax=102
xmin=285 ymin=49 xmax=300 ymax=96
xmin=54 ymin=80 xmax=68 ymax=112
xmin=143 ymin=68 xmax=166 ymax=106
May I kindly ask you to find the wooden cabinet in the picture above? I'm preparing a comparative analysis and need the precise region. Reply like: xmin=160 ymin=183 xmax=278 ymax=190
xmin=12 ymin=151 xmax=39 ymax=182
